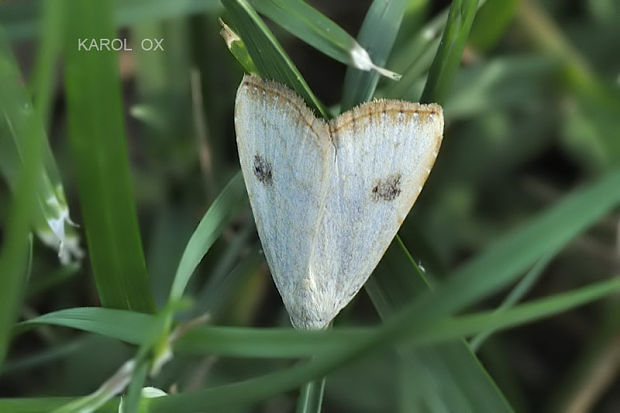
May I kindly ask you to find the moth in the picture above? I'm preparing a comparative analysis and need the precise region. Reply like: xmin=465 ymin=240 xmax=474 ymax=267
xmin=235 ymin=75 xmax=443 ymax=329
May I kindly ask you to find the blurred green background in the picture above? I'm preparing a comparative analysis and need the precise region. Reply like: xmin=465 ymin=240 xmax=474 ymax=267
xmin=0 ymin=0 xmax=619 ymax=412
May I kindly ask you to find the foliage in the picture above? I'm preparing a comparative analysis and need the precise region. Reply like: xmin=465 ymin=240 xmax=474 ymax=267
xmin=0 ymin=0 xmax=619 ymax=412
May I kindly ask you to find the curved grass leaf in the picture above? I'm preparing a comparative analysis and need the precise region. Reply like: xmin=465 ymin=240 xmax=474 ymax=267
xmin=168 ymin=171 xmax=247 ymax=301
xmin=341 ymin=0 xmax=409 ymax=111
xmin=222 ymin=0 xmax=329 ymax=118
xmin=16 ymin=307 xmax=158 ymax=344
xmin=146 ymin=275 xmax=620 ymax=410
xmin=251 ymin=0 xmax=398 ymax=81
xmin=14 ymin=273 xmax=620 ymax=361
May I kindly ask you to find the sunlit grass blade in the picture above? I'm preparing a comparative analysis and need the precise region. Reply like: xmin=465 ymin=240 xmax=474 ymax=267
xmin=251 ymin=0 xmax=399 ymax=81
xmin=221 ymin=0 xmax=329 ymax=118
xmin=341 ymin=0 xmax=408 ymax=111
xmin=0 ymin=27 xmax=42 ymax=367
xmin=421 ymin=0 xmax=478 ymax=104
xmin=63 ymin=0 xmax=155 ymax=312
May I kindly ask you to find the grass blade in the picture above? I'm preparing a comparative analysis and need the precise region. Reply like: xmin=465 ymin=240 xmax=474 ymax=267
xmin=296 ymin=378 xmax=326 ymax=413
xmin=367 ymin=237 xmax=512 ymax=411
xmin=14 ymin=273 xmax=620 ymax=362
xmin=0 ymin=17 xmax=81 ymax=265
xmin=168 ymin=172 xmax=247 ymax=301
xmin=16 ymin=307 xmax=158 ymax=344
xmin=469 ymin=251 xmax=555 ymax=351
xmin=219 ymin=19 xmax=258 ymax=74
xmin=63 ymin=0 xmax=155 ymax=312
xmin=423 ymin=277 xmax=620 ymax=344
xmin=341 ymin=0 xmax=409 ymax=110
xmin=251 ymin=0 xmax=399 ymax=80
xmin=0 ymin=0 xmax=223 ymax=41
xmin=420 ymin=0 xmax=478 ymax=104
xmin=222 ymin=0 xmax=329 ymax=118
xmin=0 ymin=27 xmax=42 ymax=367
xmin=468 ymin=0 xmax=518 ymax=51
xmin=145 ymin=276 xmax=620 ymax=411
xmin=0 ymin=398 xmax=117 ymax=413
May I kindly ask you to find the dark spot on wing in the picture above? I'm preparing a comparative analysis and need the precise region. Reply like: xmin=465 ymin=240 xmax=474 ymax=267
xmin=371 ymin=173 xmax=402 ymax=202
xmin=253 ymin=154 xmax=273 ymax=185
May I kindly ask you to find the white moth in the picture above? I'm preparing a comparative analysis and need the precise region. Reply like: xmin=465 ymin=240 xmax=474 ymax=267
xmin=235 ymin=75 xmax=443 ymax=329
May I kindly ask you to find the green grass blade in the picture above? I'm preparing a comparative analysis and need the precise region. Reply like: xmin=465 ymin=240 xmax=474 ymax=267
xmin=341 ymin=0 xmax=409 ymax=111
xmin=296 ymin=377 xmax=326 ymax=413
xmin=422 ymin=277 xmax=620 ymax=344
xmin=438 ymin=169 xmax=620 ymax=317
xmin=468 ymin=0 xmax=518 ymax=51
xmin=29 ymin=0 xmax=63 ymax=128
xmin=222 ymin=0 xmax=329 ymax=118
xmin=146 ymin=276 xmax=620 ymax=410
xmin=251 ymin=0 xmax=398 ymax=80
xmin=0 ymin=27 xmax=42 ymax=367
xmin=420 ymin=0 xmax=478 ymax=104
xmin=168 ymin=171 xmax=247 ymax=301
xmin=367 ymin=237 xmax=512 ymax=411
xmin=0 ymin=19 xmax=80 ymax=265
xmin=63 ymin=0 xmax=155 ymax=312
xmin=219 ymin=19 xmax=258 ymax=74
xmin=14 ymin=272 xmax=620 ymax=363
xmin=122 ymin=360 xmax=149 ymax=413
xmin=469 ymin=251 xmax=554 ymax=351
xmin=0 ymin=0 xmax=223 ymax=41
xmin=16 ymin=307 xmax=158 ymax=344
xmin=0 ymin=398 xmax=117 ymax=413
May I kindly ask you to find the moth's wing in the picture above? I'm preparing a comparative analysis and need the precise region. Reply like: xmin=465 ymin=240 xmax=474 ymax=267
xmin=309 ymin=100 xmax=443 ymax=327
xmin=234 ymin=75 xmax=333 ymax=327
